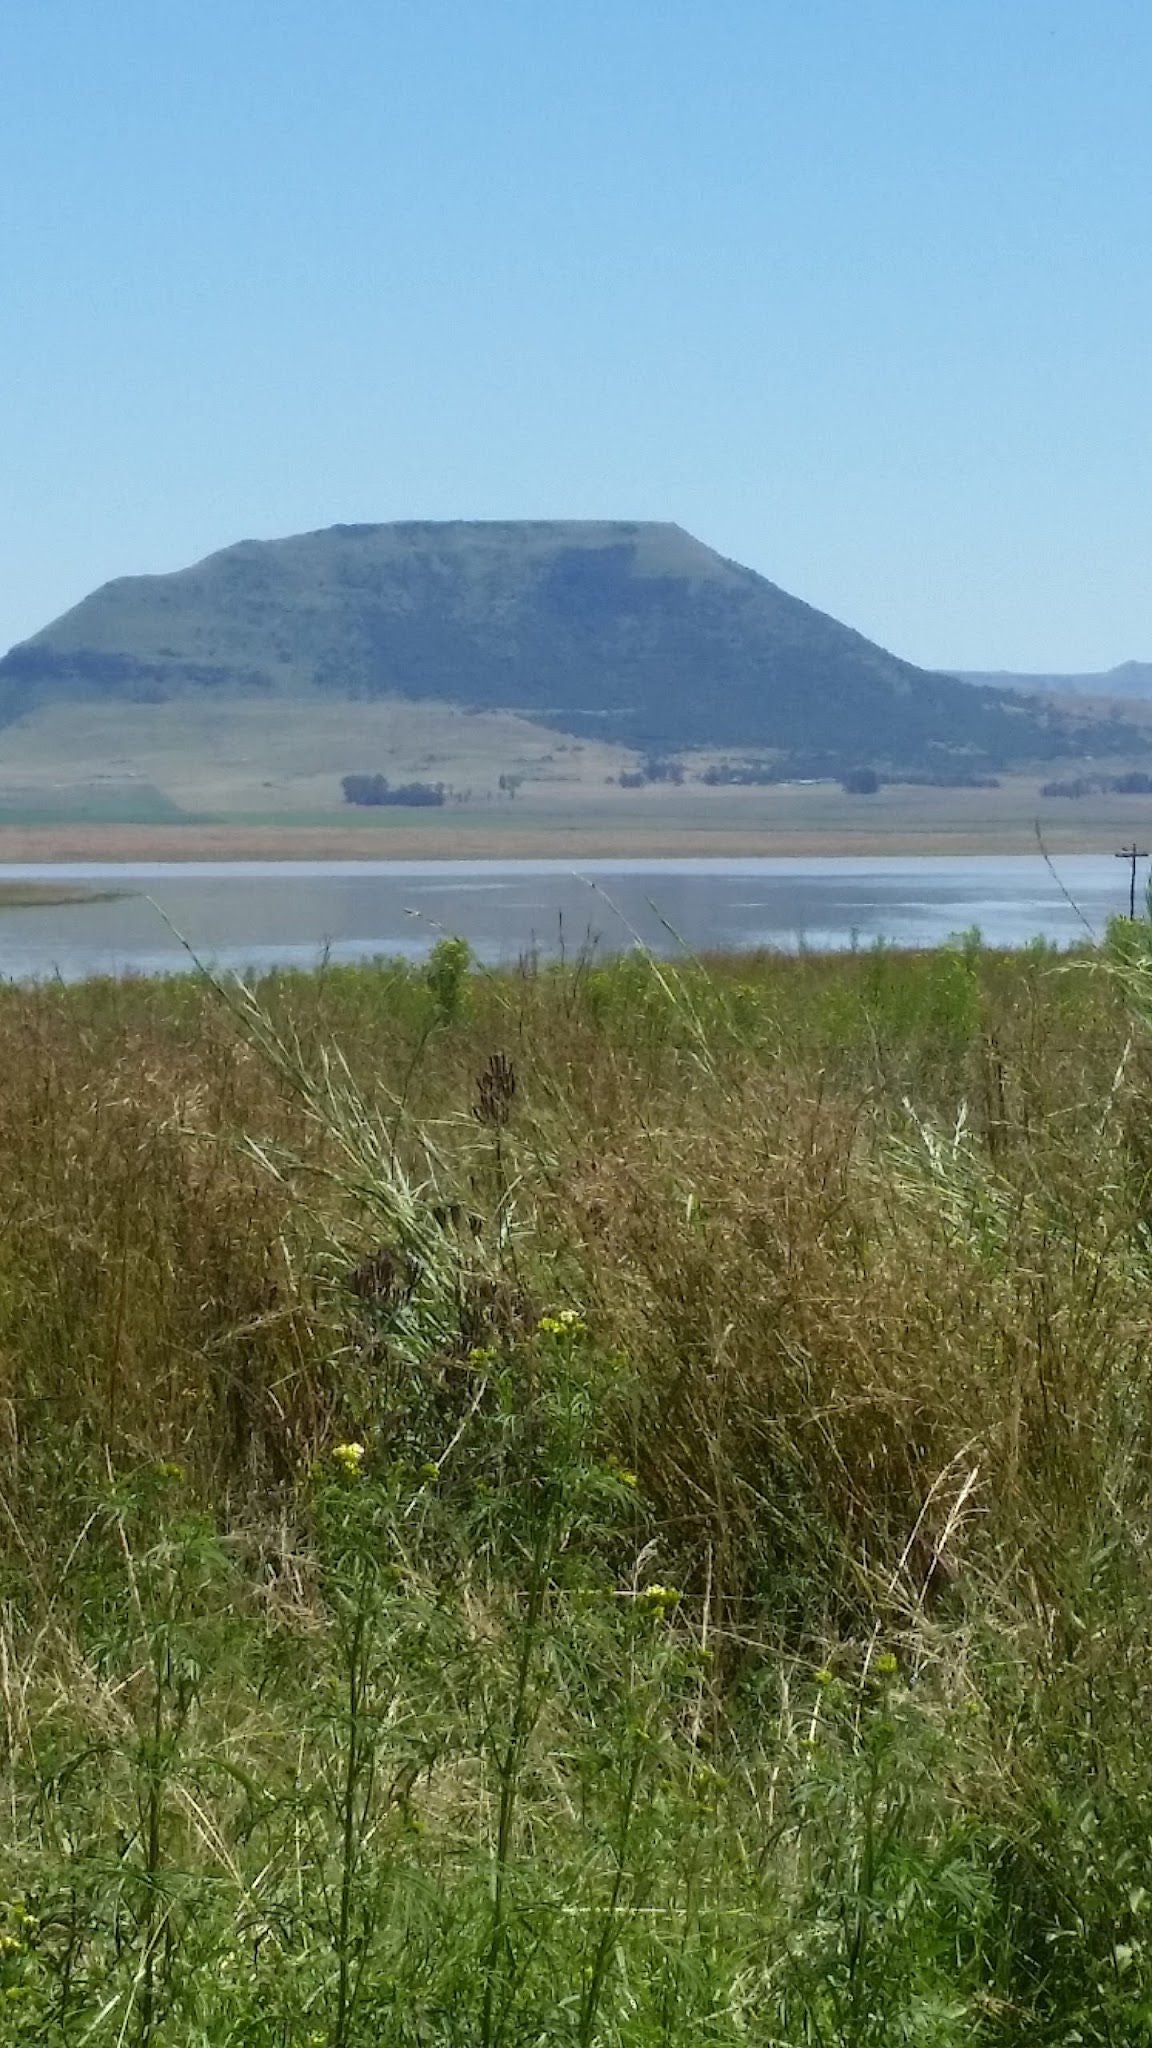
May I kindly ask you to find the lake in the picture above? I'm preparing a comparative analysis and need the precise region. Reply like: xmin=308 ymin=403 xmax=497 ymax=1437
xmin=0 ymin=855 xmax=1136 ymax=982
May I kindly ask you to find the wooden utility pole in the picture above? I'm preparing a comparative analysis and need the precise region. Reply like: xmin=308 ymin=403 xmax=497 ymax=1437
xmin=1115 ymin=843 xmax=1149 ymax=919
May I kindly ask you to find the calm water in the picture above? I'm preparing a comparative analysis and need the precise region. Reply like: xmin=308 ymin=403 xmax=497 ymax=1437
xmin=0 ymin=856 xmax=1133 ymax=983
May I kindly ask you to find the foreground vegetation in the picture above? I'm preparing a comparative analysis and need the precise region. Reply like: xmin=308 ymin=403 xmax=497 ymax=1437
xmin=4 ymin=931 xmax=1152 ymax=2041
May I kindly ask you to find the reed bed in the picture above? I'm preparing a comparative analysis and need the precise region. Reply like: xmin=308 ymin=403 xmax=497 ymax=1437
xmin=1 ymin=931 xmax=1151 ymax=2043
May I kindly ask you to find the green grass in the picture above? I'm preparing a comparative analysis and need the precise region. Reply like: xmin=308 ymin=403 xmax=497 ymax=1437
xmin=4 ymin=932 xmax=1152 ymax=2041
xmin=0 ymin=781 xmax=189 ymax=825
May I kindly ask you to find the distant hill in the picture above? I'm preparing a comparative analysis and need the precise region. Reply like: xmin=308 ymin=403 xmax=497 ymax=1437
xmin=957 ymin=662 xmax=1152 ymax=701
xmin=0 ymin=521 xmax=1138 ymax=770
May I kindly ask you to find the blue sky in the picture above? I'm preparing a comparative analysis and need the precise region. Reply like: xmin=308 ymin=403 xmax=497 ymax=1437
xmin=2 ymin=0 xmax=1150 ymax=671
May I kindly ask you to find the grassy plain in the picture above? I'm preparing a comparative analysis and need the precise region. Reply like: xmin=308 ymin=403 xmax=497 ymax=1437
xmin=4 ymin=934 xmax=1152 ymax=2040
xmin=1 ymin=691 xmax=1152 ymax=858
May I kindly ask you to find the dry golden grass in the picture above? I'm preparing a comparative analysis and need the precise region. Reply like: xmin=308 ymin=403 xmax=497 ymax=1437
xmin=1 ymin=939 xmax=1152 ymax=2041
xmin=2 ymin=687 xmax=1152 ymax=855
xmin=0 ymin=937 xmax=1143 ymax=1581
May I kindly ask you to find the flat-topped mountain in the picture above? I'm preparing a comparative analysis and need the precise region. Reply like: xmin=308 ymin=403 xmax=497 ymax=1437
xmin=0 ymin=520 xmax=1133 ymax=769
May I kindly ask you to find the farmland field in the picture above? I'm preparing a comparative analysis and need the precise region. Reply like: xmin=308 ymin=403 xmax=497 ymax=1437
xmin=0 ymin=693 xmax=1151 ymax=860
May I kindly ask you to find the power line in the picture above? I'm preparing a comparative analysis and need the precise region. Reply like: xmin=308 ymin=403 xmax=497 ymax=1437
xmin=1115 ymin=843 xmax=1149 ymax=919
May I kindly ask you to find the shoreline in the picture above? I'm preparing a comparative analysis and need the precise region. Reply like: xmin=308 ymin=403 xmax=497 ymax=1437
xmin=0 ymin=821 xmax=1130 ymax=863
xmin=0 ymin=880 xmax=127 ymax=906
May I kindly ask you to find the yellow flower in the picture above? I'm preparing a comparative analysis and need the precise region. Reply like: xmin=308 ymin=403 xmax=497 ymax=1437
xmin=537 ymin=1307 xmax=588 ymax=1338
xmin=332 ymin=1441 xmax=366 ymax=1479
xmin=873 ymin=1650 xmax=899 ymax=1677
xmin=638 ymin=1582 xmax=682 ymax=1613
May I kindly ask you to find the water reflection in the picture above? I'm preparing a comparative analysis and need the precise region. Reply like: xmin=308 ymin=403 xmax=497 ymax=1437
xmin=0 ymin=855 xmax=1128 ymax=983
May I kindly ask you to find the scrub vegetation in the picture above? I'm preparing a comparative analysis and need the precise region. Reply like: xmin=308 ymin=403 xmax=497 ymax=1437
xmin=4 ymin=929 xmax=1152 ymax=2042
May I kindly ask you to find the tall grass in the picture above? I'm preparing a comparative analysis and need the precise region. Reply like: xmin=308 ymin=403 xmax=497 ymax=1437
xmin=1 ymin=932 xmax=1152 ymax=2040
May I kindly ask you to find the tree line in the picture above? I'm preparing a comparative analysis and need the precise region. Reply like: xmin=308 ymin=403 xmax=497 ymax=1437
xmin=341 ymin=775 xmax=446 ymax=808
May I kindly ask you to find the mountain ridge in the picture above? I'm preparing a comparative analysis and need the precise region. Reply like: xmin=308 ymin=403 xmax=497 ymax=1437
xmin=957 ymin=661 xmax=1152 ymax=702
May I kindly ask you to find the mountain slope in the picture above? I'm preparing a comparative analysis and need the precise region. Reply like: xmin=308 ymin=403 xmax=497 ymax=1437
xmin=0 ymin=520 xmax=1132 ymax=768
xmin=957 ymin=662 xmax=1152 ymax=701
